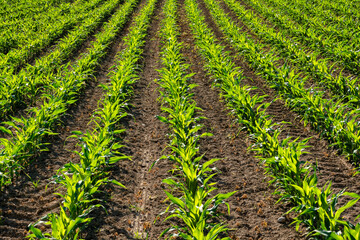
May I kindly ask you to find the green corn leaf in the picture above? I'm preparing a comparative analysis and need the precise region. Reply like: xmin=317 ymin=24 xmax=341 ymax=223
xmin=0 ymin=126 xmax=12 ymax=135
xmin=27 ymin=225 xmax=45 ymax=238
xmin=110 ymin=179 xmax=126 ymax=188
xmin=165 ymin=191 xmax=185 ymax=209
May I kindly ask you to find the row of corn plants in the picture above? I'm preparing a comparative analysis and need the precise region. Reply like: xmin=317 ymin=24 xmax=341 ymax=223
xmin=0 ymin=0 xmax=65 ymax=20
xmin=0 ymin=0 xmax=72 ymax=53
xmin=154 ymin=0 xmax=235 ymax=238
xmin=242 ymin=0 xmax=360 ymax=75
xmin=0 ymin=0 xmax=139 ymax=191
xmin=0 ymin=0 xmax=103 ymax=71
xmin=27 ymin=0 xmax=158 ymax=237
xmin=185 ymin=0 xmax=360 ymax=238
xmin=264 ymin=0 xmax=360 ymax=41
xmin=222 ymin=0 xmax=360 ymax=107
xmin=0 ymin=0 xmax=82 ymax=52
xmin=202 ymin=0 xmax=360 ymax=165
xmin=0 ymin=0 xmax=64 ymax=24
xmin=0 ymin=0 xmax=87 ymax=55
xmin=258 ymin=0 xmax=354 ymax=43
xmin=0 ymin=0 xmax=120 ymax=119
xmin=312 ymin=0 xmax=360 ymax=18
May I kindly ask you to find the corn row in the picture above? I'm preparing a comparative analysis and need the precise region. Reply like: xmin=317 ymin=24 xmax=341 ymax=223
xmin=0 ymin=0 xmax=88 ymax=54
xmin=0 ymin=0 xmax=120 ymax=119
xmin=0 ymin=0 xmax=139 ymax=191
xmin=243 ymin=0 xmax=360 ymax=75
xmin=310 ymin=0 xmax=360 ymax=18
xmin=154 ymin=0 xmax=235 ymax=238
xmin=0 ymin=0 xmax=102 ymax=71
xmin=223 ymin=0 xmax=360 ymax=107
xmin=0 ymin=0 xmax=68 ymax=20
xmin=202 ymin=0 xmax=360 ymax=164
xmin=27 ymin=0 xmax=157 ymax=237
xmin=264 ymin=0 xmax=359 ymax=43
xmin=277 ymin=0 xmax=360 ymax=28
xmin=185 ymin=0 xmax=360 ymax=238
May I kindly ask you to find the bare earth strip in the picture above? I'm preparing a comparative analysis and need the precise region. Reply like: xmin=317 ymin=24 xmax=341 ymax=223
xmin=83 ymin=0 xmax=174 ymax=238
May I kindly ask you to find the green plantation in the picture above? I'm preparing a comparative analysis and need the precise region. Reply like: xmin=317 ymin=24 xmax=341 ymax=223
xmin=0 ymin=0 xmax=360 ymax=239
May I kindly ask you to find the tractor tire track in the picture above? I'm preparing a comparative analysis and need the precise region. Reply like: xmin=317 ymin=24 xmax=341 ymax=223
xmin=83 ymin=0 xmax=173 ymax=238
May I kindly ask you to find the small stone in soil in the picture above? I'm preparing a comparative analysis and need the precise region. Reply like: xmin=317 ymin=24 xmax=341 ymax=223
xmin=277 ymin=216 xmax=286 ymax=224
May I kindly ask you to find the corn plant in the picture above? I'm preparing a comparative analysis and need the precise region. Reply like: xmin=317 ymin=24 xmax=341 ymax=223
xmin=28 ymin=206 xmax=91 ymax=240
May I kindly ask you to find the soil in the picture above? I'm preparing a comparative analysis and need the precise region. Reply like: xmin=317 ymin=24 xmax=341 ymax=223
xmin=0 ymin=0 xmax=360 ymax=239
xmin=82 ymin=0 xmax=174 ymax=238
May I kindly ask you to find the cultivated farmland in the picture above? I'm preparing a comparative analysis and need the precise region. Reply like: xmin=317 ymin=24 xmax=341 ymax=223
xmin=0 ymin=0 xmax=360 ymax=239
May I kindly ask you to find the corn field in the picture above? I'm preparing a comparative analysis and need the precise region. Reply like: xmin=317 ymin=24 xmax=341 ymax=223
xmin=0 ymin=0 xmax=360 ymax=239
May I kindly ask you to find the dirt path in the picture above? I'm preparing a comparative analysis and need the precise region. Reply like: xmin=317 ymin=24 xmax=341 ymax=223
xmin=83 ymin=0 xmax=174 ymax=238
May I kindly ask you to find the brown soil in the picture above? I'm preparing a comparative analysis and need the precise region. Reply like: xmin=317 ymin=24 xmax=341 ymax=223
xmin=82 ymin=0 xmax=177 ymax=237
